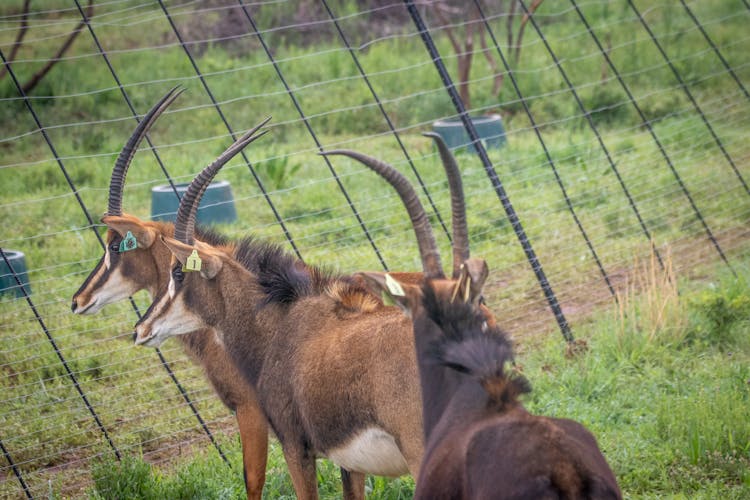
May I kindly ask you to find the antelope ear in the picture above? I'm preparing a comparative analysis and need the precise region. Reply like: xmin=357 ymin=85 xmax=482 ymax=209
xmin=453 ymin=258 xmax=489 ymax=305
xmin=159 ymin=237 xmax=223 ymax=280
xmin=198 ymin=252 xmax=223 ymax=280
xmin=356 ymin=271 xmax=420 ymax=316
xmin=102 ymin=215 xmax=157 ymax=248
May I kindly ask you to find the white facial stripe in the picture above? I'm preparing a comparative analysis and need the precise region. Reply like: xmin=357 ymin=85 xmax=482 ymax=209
xmin=153 ymin=291 xmax=172 ymax=322
xmin=104 ymin=248 xmax=111 ymax=270
xmin=212 ymin=330 xmax=225 ymax=349
xmin=168 ymin=276 xmax=175 ymax=299
xmin=89 ymin=256 xmax=108 ymax=288
xmin=78 ymin=262 xmax=135 ymax=314
xmin=136 ymin=291 xmax=172 ymax=343
xmin=140 ymin=287 xmax=205 ymax=344
xmin=94 ymin=267 xmax=133 ymax=303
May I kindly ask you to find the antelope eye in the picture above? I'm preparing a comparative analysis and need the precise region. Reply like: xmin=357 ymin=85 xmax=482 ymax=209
xmin=109 ymin=240 xmax=120 ymax=253
xmin=172 ymin=265 xmax=184 ymax=283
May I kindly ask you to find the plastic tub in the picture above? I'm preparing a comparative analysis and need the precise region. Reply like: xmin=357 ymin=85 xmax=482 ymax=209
xmin=1 ymin=250 xmax=30 ymax=297
xmin=151 ymin=180 xmax=237 ymax=225
xmin=432 ymin=114 xmax=506 ymax=152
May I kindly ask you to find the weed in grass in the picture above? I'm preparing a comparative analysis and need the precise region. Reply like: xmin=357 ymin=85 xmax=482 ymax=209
xmin=582 ymin=84 xmax=632 ymax=127
xmin=687 ymin=275 xmax=750 ymax=349
xmin=604 ymin=210 xmax=625 ymax=238
xmin=656 ymin=373 xmax=750 ymax=486
xmin=256 ymin=152 xmax=302 ymax=191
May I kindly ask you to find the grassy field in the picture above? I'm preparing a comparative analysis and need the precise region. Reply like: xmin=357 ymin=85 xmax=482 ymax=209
xmin=86 ymin=256 xmax=750 ymax=499
xmin=0 ymin=0 xmax=748 ymax=497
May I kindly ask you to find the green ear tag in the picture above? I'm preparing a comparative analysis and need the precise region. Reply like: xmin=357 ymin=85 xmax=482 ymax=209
xmin=384 ymin=273 xmax=405 ymax=297
xmin=183 ymin=249 xmax=202 ymax=272
xmin=119 ymin=231 xmax=138 ymax=252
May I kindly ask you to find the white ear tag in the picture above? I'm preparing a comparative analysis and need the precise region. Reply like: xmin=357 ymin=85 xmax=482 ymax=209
xmin=119 ymin=231 xmax=138 ymax=252
xmin=183 ymin=249 xmax=202 ymax=272
xmin=384 ymin=273 xmax=405 ymax=297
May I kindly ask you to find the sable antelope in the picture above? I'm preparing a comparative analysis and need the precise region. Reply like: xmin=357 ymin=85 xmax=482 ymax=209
xmin=132 ymin=133 xmax=497 ymax=499
xmin=358 ymin=219 xmax=622 ymax=497
xmin=74 ymin=88 xmax=487 ymax=498
xmin=71 ymin=88 xmax=274 ymax=500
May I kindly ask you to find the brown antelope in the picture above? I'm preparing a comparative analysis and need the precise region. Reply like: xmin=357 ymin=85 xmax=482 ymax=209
xmin=358 ymin=228 xmax=622 ymax=498
xmin=74 ymin=89 xmax=482 ymax=498
xmin=72 ymin=88 xmax=274 ymax=500
xmin=132 ymin=134 xmax=498 ymax=498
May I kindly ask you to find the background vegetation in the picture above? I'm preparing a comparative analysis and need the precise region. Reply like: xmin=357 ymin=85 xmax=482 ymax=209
xmin=0 ymin=0 xmax=748 ymax=497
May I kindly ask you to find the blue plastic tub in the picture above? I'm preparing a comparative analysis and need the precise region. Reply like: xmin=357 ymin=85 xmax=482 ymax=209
xmin=1 ymin=250 xmax=30 ymax=297
xmin=432 ymin=114 xmax=506 ymax=152
xmin=151 ymin=180 xmax=237 ymax=225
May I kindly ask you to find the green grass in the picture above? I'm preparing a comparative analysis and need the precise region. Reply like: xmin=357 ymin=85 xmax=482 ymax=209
xmin=524 ymin=266 xmax=750 ymax=498
xmin=1 ymin=0 xmax=749 ymax=497
xmin=83 ymin=261 xmax=750 ymax=499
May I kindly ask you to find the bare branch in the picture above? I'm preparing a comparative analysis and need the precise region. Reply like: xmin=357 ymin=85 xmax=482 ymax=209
xmin=433 ymin=1 xmax=475 ymax=110
xmin=507 ymin=0 xmax=517 ymax=54
xmin=478 ymin=20 xmax=504 ymax=99
xmin=514 ymin=0 xmax=544 ymax=66
xmin=433 ymin=2 xmax=463 ymax=58
xmin=0 ymin=0 xmax=31 ymax=81
xmin=21 ymin=0 xmax=94 ymax=94
xmin=458 ymin=19 xmax=474 ymax=109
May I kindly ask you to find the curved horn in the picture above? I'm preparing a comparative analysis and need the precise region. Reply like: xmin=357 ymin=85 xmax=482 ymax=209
xmin=320 ymin=150 xmax=444 ymax=279
xmin=173 ymin=116 xmax=272 ymax=245
xmin=423 ymin=132 xmax=469 ymax=279
xmin=107 ymin=86 xmax=184 ymax=216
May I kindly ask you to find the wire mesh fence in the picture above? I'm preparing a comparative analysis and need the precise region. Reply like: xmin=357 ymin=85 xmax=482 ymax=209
xmin=1 ymin=0 xmax=748 ymax=497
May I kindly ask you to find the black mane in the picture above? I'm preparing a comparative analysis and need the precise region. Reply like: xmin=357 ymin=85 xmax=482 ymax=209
xmin=232 ymin=236 xmax=338 ymax=306
xmin=421 ymin=283 xmax=530 ymax=401
xmin=193 ymin=224 xmax=363 ymax=307
xmin=194 ymin=225 xmax=230 ymax=248
xmin=422 ymin=283 xmax=488 ymax=342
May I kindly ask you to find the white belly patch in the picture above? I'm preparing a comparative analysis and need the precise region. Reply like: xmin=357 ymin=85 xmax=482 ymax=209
xmin=326 ymin=427 xmax=409 ymax=477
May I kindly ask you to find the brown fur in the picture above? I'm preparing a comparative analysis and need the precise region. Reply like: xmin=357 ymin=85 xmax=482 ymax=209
xmin=74 ymin=215 xmax=439 ymax=500
xmin=325 ymin=281 xmax=382 ymax=314
xmin=135 ymin=238 xmax=426 ymax=500
xmin=73 ymin=216 xmax=268 ymax=500
xmin=369 ymin=272 xmax=621 ymax=500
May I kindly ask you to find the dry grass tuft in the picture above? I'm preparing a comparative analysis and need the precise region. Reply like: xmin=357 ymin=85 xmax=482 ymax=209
xmin=614 ymin=246 xmax=688 ymax=345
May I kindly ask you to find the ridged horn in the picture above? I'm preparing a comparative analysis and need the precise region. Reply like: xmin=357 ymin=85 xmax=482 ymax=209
xmin=107 ymin=86 xmax=184 ymax=217
xmin=320 ymin=150 xmax=444 ymax=279
xmin=173 ymin=116 xmax=272 ymax=245
xmin=423 ymin=132 xmax=469 ymax=279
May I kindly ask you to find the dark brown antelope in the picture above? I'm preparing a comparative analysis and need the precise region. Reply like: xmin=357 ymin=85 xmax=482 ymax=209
xmin=72 ymin=88 xmax=273 ymax=500
xmin=357 ymin=224 xmax=622 ymax=498
xmin=132 ymin=134 xmax=498 ymax=499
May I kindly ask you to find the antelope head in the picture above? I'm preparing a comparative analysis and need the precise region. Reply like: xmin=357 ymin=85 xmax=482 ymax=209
xmin=72 ymin=87 xmax=183 ymax=314
xmin=134 ymin=118 xmax=270 ymax=347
